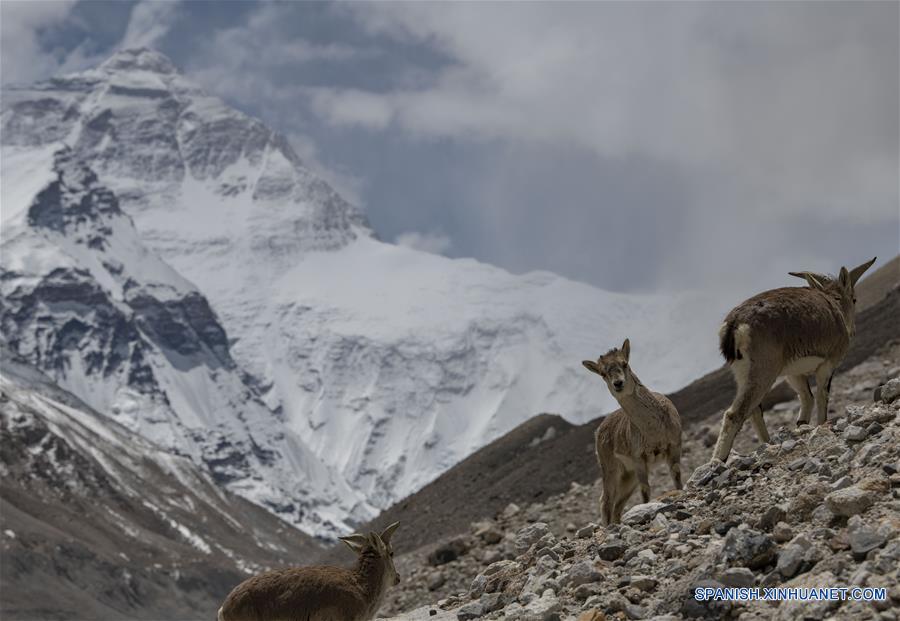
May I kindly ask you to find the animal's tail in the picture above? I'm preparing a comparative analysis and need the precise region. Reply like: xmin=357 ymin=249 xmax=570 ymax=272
xmin=719 ymin=320 xmax=750 ymax=363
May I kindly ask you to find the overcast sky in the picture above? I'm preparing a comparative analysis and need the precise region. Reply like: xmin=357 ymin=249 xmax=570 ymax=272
xmin=2 ymin=1 xmax=897 ymax=294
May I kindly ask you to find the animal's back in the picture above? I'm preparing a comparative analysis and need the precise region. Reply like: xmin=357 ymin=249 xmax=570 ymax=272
xmin=219 ymin=566 xmax=366 ymax=621
xmin=720 ymin=287 xmax=848 ymax=362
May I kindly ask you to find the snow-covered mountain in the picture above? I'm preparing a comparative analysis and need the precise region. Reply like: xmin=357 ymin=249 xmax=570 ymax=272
xmin=0 ymin=145 xmax=368 ymax=536
xmin=1 ymin=48 xmax=725 ymax=534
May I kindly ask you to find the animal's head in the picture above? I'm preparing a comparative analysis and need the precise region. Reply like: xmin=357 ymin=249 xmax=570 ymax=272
xmin=789 ymin=257 xmax=876 ymax=327
xmin=582 ymin=338 xmax=634 ymax=397
xmin=339 ymin=521 xmax=401 ymax=587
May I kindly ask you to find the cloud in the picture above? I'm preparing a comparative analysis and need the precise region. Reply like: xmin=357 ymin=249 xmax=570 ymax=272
xmin=0 ymin=1 xmax=78 ymax=84
xmin=119 ymin=1 xmax=181 ymax=50
xmin=310 ymin=88 xmax=395 ymax=130
xmin=395 ymin=231 xmax=453 ymax=255
xmin=328 ymin=3 xmax=897 ymax=227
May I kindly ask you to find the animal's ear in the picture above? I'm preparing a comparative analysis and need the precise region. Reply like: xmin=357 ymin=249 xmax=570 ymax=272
xmin=838 ymin=266 xmax=851 ymax=293
xmin=788 ymin=271 xmax=830 ymax=291
xmin=338 ymin=533 xmax=369 ymax=554
xmin=582 ymin=360 xmax=600 ymax=374
xmin=621 ymin=338 xmax=630 ymax=361
xmin=849 ymin=257 xmax=876 ymax=287
xmin=380 ymin=521 xmax=400 ymax=545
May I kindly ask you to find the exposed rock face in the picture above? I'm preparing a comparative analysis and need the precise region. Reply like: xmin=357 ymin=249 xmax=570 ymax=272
xmin=377 ymin=347 xmax=900 ymax=620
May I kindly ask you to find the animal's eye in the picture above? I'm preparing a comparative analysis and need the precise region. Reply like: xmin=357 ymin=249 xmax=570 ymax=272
xmin=622 ymin=363 xmax=628 ymax=369
xmin=853 ymin=297 xmax=857 ymax=304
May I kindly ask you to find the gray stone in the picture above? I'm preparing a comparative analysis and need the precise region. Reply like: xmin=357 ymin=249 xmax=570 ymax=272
xmin=686 ymin=460 xmax=726 ymax=488
xmin=621 ymin=502 xmax=667 ymax=526
xmin=457 ymin=600 xmax=484 ymax=620
xmin=875 ymin=378 xmax=900 ymax=404
xmin=830 ymin=475 xmax=853 ymax=491
xmin=719 ymin=567 xmax=756 ymax=588
xmin=844 ymin=425 xmax=868 ymax=442
xmin=636 ymin=548 xmax=658 ymax=564
xmin=847 ymin=516 xmax=887 ymax=558
xmin=808 ymin=426 xmax=838 ymax=451
xmin=479 ymin=592 xmax=503 ymax=614
xmin=597 ymin=540 xmax=627 ymax=561
xmin=428 ymin=572 xmax=446 ymax=591
xmin=772 ymin=522 xmax=794 ymax=543
xmin=501 ymin=503 xmax=521 ymax=519
xmin=757 ymin=505 xmax=787 ymax=531
xmin=720 ymin=528 xmax=777 ymax=570
xmin=630 ymin=575 xmax=658 ymax=591
xmin=512 ymin=590 xmax=560 ymax=621
xmin=825 ymin=485 xmax=876 ymax=517
xmin=777 ymin=534 xmax=812 ymax=578
xmin=515 ymin=523 xmax=551 ymax=554
xmin=563 ymin=560 xmax=602 ymax=586
xmin=787 ymin=457 xmax=808 ymax=471
xmin=572 ymin=582 xmax=602 ymax=600
xmin=576 ymin=524 xmax=596 ymax=539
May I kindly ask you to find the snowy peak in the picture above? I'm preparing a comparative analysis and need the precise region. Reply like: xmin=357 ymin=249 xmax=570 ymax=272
xmin=2 ymin=47 xmax=372 ymax=256
xmin=98 ymin=47 xmax=179 ymax=75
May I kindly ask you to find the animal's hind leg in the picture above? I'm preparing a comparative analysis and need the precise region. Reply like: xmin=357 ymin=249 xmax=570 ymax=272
xmin=785 ymin=374 xmax=814 ymax=425
xmin=749 ymin=406 xmax=770 ymax=444
xmin=634 ymin=457 xmax=651 ymax=503
xmin=713 ymin=362 xmax=779 ymax=462
xmin=814 ymin=362 xmax=836 ymax=425
xmin=599 ymin=466 xmax=620 ymax=526
xmin=599 ymin=488 xmax=613 ymax=526
xmin=612 ymin=475 xmax=637 ymax=523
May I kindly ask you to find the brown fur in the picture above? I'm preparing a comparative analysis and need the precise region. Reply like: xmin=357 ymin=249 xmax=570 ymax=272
xmin=711 ymin=258 xmax=875 ymax=462
xmin=218 ymin=526 xmax=399 ymax=621
xmin=719 ymin=286 xmax=851 ymax=364
xmin=583 ymin=339 xmax=683 ymax=525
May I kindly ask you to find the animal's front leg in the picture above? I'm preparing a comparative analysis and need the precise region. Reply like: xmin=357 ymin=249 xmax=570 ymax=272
xmin=667 ymin=447 xmax=683 ymax=490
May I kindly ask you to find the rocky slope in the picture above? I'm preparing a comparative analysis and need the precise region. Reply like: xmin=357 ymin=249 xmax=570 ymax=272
xmin=375 ymin=342 xmax=900 ymax=620
xmin=348 ymin=272 xmax=899 ymax=558
xmin=0 ymin=350 xmax=322 ymax=621
xmin=2 ymin=47 xmax=732 ymax=532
